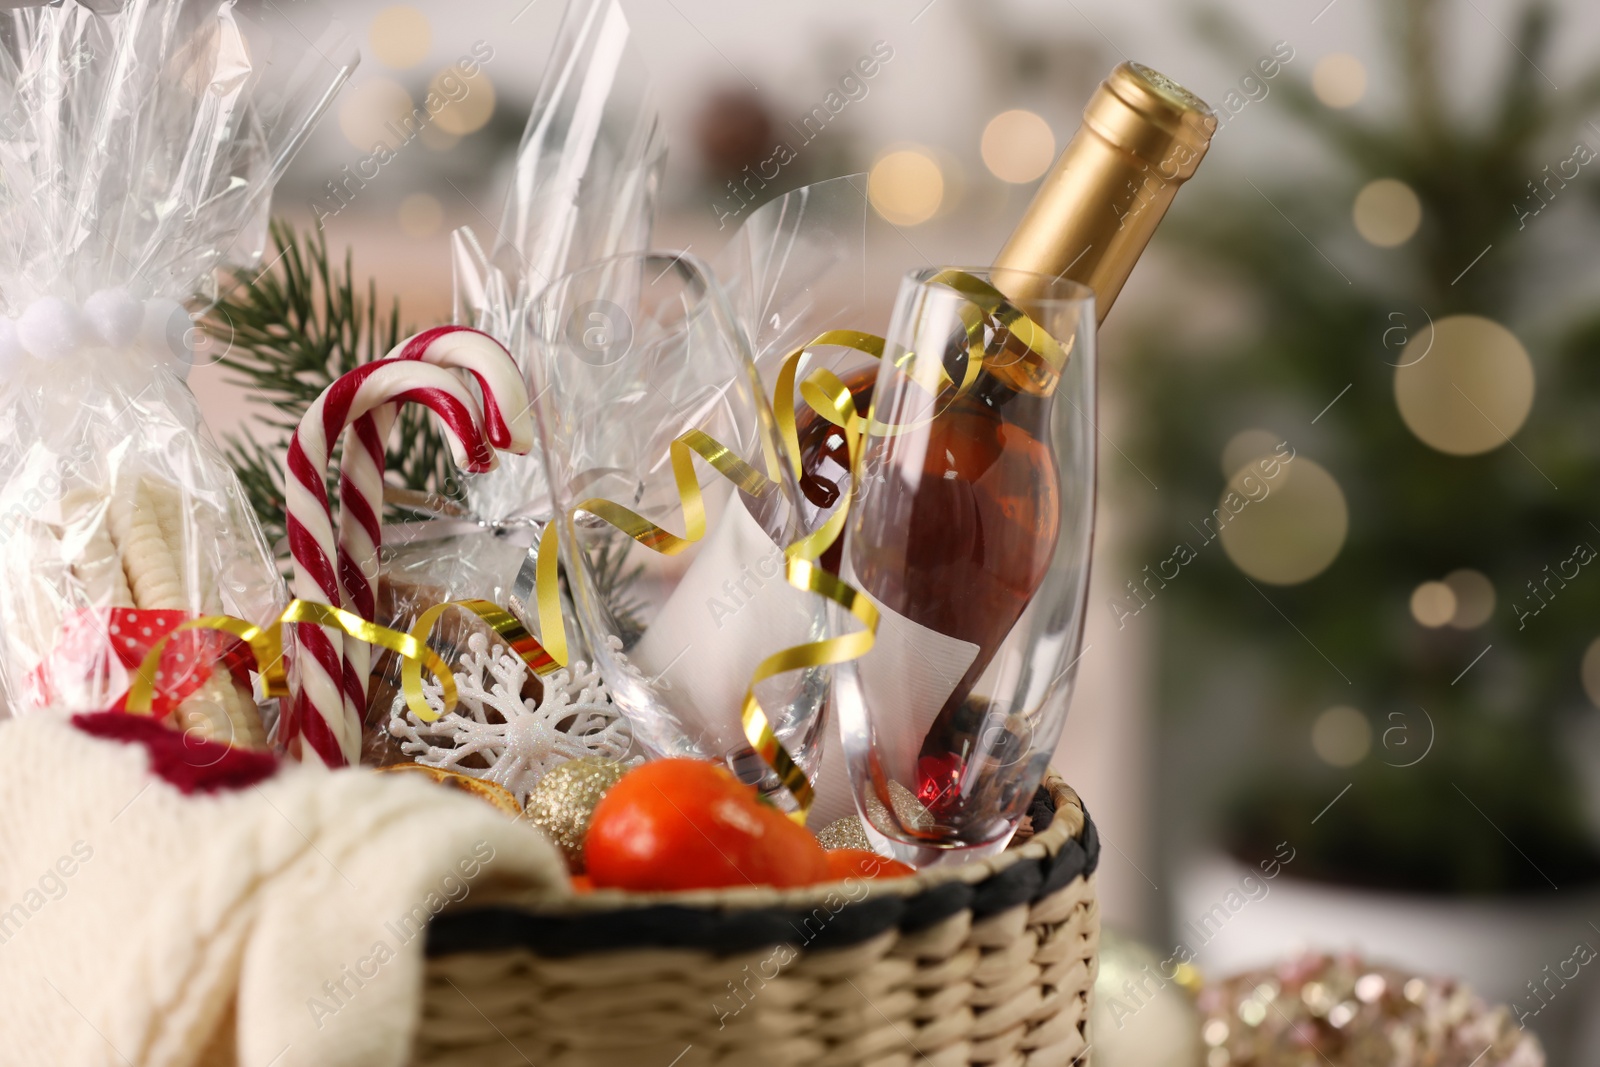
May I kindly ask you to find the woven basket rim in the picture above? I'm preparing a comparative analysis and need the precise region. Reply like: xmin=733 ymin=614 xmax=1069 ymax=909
xmin=426 ymin=774 xmax=1097 ymax=959
xmin=512 ymin=774 xmax=1082 ymax=913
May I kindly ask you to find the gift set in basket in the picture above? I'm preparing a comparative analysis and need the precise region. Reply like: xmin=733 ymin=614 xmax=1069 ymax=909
xmin=0 ymin=1 xmax=1232 ymax=1065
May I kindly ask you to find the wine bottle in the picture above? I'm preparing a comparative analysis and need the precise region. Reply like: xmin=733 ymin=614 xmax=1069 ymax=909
xmin=798 ymin=63 xmax=1217 ymax=813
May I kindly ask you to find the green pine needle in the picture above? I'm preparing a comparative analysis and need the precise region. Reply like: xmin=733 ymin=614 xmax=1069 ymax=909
xmin=206 ymin=221 xmax=453 ymax=555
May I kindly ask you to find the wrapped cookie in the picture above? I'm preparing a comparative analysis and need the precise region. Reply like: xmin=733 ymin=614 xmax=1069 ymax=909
xmin=0 ymin=1 xmax=355 ymax=744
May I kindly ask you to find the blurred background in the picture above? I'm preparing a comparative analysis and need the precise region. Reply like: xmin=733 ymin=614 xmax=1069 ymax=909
xmin=197 ymin=0 xmax=1600 ymax=1060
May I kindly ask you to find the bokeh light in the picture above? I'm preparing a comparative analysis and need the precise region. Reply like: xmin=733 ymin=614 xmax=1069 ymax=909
xmin=869 ymin=148 xmax=945 ymax=226
xmin=1394 ymin=315 xmax=1534 ymax=455
xmin=1444 ymin=568 xmax=1495 ymax=628
xmin=1312 ymin=54 xmax=1367 ymax=108
xmin=420 ymin=125 xmax=461 ymax=153
xmin=1313 ymin=705 xmax=1371 ymax=767
xmin=430 ymin=66 xmax=496 ymax=137
xmin=1221 ymin=428 xmax=1283 ymax=479
xmin=981 ymin=109 xmax=1055 ymax=184
xmin=1409 ymin=580 xmax=1457 ymax=628
xmin=1353 ymin=178 xmax=1422 ymax=247
xmin=399 ymin=193 xmax=443 ymax=238
xmin=370 ymin=5 xmax=431 ymax=71
xmin=1219 ymin=457 xmax=1348 ymax=585
xmin=338 ymin=77 xmax=414 ymax=153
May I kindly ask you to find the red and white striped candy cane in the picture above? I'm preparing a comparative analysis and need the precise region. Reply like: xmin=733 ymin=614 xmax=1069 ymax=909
xmin=285 ymin=359 xmax=498 ymax=767
xmin=334 ymin=326 xmax=532 ymax=730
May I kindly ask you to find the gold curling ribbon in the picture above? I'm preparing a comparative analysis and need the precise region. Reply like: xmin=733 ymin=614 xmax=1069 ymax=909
xmin=555 ymin=387 xmax=882 ymax=817
xmin=745 ymin=366 xmax=879 ymax=811
xmin=572 ymin=445 xmax=875 ymax=817
xmin=400 ymin=588 xmax=563 ymax=723
xmin=926 ymin=269 xmax=1071 ymax=394
xmin=400 ymin=567 xmax=569 ymax=725
xmin=571 ymin=429 xmax=772 ymax=556
xmin=741 ymin=560 xmax=879 ymax=811
xmin=774 ymin=329 xmax=884 ymax=477
xmin=125 ymin=599 xmax=457 ymax=721
xmin=769 ymin=271 xmax=1063 ymax=463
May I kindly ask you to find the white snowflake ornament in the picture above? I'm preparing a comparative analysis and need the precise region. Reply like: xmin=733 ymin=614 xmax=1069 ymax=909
xmin=389 ymin=631 xmax=637 ymax=803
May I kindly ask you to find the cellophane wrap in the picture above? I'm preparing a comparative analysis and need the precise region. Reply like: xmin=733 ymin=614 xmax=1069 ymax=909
xmin=360 ymin=525 xmax=538 ymax=765
xmin=0 ymin=0 xmax=354 ymax=729
xmin=453 ymin=0 xmax=664 ymax=527
xmin=364 ymin=0 xmax=662 ymax=767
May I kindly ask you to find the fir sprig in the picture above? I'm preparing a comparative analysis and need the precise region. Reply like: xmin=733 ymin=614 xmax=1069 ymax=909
xmin=206 ymin=221 xmax=452 ymax=554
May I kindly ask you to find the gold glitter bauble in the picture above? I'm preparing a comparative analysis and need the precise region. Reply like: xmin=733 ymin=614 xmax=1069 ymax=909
xmin=816 ymin=817 xmax=872 ymax=850
xmin=884 ymin=780 xmax=934 ymax=831
xmin=523 ymin=757 xmax=628 ymax=872
xmin=817 ymin=783 xmax=932 ymax=848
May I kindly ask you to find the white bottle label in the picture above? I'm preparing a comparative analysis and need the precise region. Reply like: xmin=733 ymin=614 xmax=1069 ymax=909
xmin=630 ymin=496 xmax=816 ymax=751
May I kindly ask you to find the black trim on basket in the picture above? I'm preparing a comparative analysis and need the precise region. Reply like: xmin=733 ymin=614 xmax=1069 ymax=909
xmin=428 ymin=803 xmax=1098 ymax=959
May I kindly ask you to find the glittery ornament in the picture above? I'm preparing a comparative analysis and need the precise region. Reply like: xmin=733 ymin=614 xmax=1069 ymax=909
xmin=523 ymin=757 xmax=629 ymax=872
xmin=1196 ymin=952 xmax=1544 ymax=1067
xmin=816 ymin=816 xmax=871 ymax=850
xmin=867 ymin=780 xmax=933 ymax=832
xmin=389 ymin=632 xmax=636 ymax=804
xmin=822 ymin=783 xmax=934 ymax=849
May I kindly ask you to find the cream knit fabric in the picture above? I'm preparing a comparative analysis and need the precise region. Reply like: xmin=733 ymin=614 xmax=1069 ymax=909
xmin=0 ymin=714 xmax=567 ymax=1067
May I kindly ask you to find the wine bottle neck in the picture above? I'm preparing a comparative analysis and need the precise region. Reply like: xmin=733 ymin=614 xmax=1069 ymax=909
xmin=981 ymin=62 xmax=1215 ymax=397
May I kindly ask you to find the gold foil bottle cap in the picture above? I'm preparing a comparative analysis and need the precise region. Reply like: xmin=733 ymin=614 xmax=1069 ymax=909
xmin=1093 ymin=62 xmax=1218 ymax=179
xmin=993 ymin=62 xmax=1217 ymax=326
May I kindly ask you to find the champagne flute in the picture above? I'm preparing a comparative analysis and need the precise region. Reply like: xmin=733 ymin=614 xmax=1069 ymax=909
xmin=528 ymin=251 xmax=827 ymax=806
xmin=834 ymin=266 xmax=1097 ymax=865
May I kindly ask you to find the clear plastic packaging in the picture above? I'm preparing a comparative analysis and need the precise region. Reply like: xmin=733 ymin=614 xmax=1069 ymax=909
xmin=453 ymin=0 xmax=664 ymax=526
xmin=0 ymin=0 xmax=354 ymax=737
xmin=361 ymin=0 xmax=663 ymax=764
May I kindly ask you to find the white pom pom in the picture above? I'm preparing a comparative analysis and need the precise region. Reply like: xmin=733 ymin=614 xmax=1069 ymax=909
xmin=0 ymin=318 xmax=25 ymax=374
xmin=140 ymin=297 xmax=196 ymax=379
xmin=83 ymin=288 xmax=143 ymax=349
xmin=16 ymin=297 xmax=85 ymax=362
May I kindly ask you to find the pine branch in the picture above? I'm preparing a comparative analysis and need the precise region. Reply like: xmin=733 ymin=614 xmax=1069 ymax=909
xmin=586 ymin=535 xmax=648 ymax=646
xmin=205 ymin=221 xmax=453 ymax=554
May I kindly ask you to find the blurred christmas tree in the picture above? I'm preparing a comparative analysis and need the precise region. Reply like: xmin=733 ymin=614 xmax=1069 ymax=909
xmin=1127 ymin=0 xmax=1600 ymax=894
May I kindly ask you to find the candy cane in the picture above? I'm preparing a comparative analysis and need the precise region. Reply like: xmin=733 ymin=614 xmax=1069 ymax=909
xmin=285 ymin=360 xmax=498 ymax=767
xmin=334 ymin=327 xmax=532 ymax=731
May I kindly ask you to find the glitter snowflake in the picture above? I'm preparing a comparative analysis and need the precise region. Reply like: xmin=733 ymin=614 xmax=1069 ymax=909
xmin=389 ymin=631 xmax=637 ymax=803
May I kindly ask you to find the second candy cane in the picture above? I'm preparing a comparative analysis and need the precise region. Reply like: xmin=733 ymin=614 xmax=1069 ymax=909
xmin=286 ymin=359 xmax=499 ymax=766
xmin=335 ymin=326 xmax=533 ymax=729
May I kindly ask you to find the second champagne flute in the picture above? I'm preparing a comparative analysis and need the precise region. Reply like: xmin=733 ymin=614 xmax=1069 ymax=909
xmin=528 ymin=251 xmax=829 ymax=806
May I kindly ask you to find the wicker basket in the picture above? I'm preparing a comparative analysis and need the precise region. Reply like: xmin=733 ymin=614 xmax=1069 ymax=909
xmin=415 ymin=776 xmax=1100 ymax=1067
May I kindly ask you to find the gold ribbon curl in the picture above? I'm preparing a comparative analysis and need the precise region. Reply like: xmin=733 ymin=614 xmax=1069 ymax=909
xmin=125 ymin=600 xmax=457 ymax=723
xmin=560 ymin=411 xmax=881 ymax=817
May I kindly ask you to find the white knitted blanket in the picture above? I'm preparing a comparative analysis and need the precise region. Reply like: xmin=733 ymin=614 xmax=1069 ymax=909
xmin=0 ymin=712 xmax=567 ymax=1067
